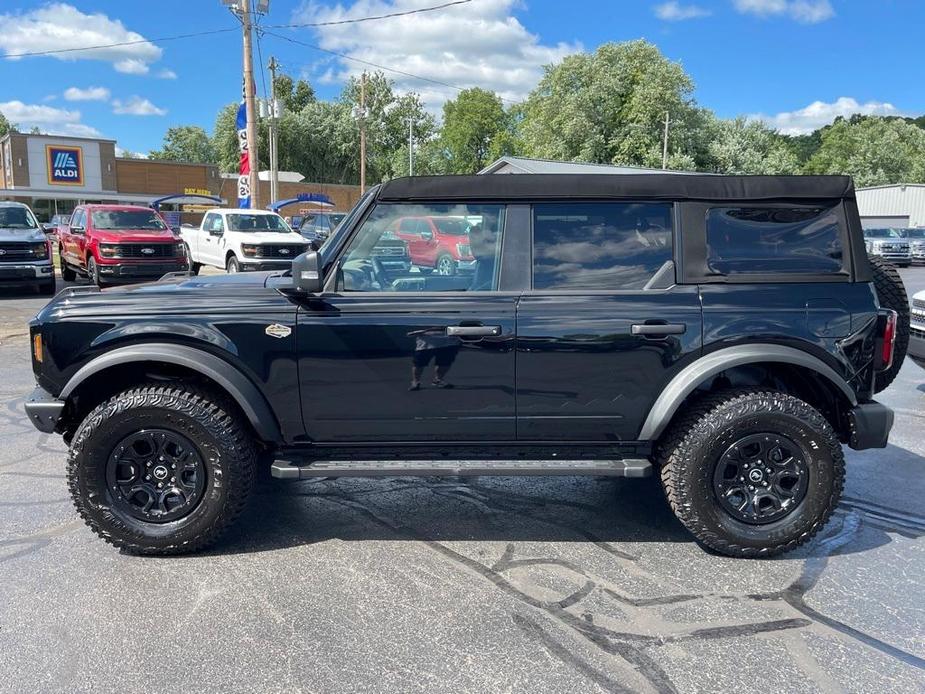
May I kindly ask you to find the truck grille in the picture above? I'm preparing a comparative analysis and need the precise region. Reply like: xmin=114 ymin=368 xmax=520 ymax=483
xmin=257 ymin=244 xmax=306 ymax=259
xmin=372 ymin=245 xmax=407 ymax=257
xmin=0 ymin=242 xmax=40 ymax=262
xmin=913 ymin=297 xmax=925 ymax=310
xmin=112 ymin=243 xmax=178 ymax=258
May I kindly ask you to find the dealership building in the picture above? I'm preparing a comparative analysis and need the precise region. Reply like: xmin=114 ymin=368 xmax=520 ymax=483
xmin=0 ymin=132 xmax=362 ymax=223
xmin=855 ymin=184 xmax=925 ymax=228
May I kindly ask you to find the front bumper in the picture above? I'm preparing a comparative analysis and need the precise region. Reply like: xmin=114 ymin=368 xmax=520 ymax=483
xmin=239 ymin=260 xmax=293 ymax=271
xmin=97 ymin=261 xmax=189 ymax=280
xmin=0 ymin=261 xmax=54 ymax=284
xmin=847 ymin=401 xmax=894 ymax=450
xmin=24 ymin=385 xmax=65 ymax=434
xmin=870 ymin=249 xmax=912 ymax=263
xmin=909 ymin=317 xmax=925 ymax=369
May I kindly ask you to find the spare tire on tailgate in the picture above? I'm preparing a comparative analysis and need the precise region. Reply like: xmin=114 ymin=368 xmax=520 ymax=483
xmin=869 ymin=256 xmax=909 ymax=393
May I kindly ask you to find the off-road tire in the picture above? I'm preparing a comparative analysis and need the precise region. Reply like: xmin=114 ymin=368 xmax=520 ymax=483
xmin=657 ymin=389 xmax=844 ymax=558
xmin=59 ymin=249 xmax=76 ymax=282
xmin=226 ymin=255 xmax=240 ymax=273
xmin=67 ymin=384 xmax=257 ymax=555
xmin=869 ymin=256 xmax=909 ymax=392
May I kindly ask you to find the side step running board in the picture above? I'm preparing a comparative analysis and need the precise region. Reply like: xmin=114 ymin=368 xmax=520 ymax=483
xmin=271 ymin=458 xmax=653 ymax=479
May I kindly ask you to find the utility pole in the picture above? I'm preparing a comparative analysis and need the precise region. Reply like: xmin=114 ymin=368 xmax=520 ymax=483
xmin=241 ymin=0 xmax=259 ymax=208
xmin=408 ymin=117 xmax=414 ymax=177
xmin=267 ymin=56 xmax=280 ymax=205
xmin=359 ymin=72 xmax=367 ymax=194
xmin=661 ymin=111 xmax=670 ymax=170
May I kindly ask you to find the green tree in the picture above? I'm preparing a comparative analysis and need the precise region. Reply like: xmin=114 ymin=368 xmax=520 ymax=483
xmin=273 ymin=73 xmax=316 ymax=113
xmin=150 ymin=125 xmax=217 ymax=164
xmin=439 ymin=88 xmax=509 ymax=174
xmin=519 ymin=40 xmax=708 ymax=169
xmin=705 ymin=117 xmax=799 ymax=175
xmin=0 ymin=111 xmax=14 ymax=138
xmin=804 ymin=115 xmax=925 ymax=186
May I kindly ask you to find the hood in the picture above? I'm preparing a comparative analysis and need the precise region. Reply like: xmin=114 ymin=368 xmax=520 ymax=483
xmin=90 ymin=228 xmax=179 ymax=243
xmin=0 ymin=227 xmax=46 ymax=243
xmin=231 ymin=230 xmax=307 ymax=245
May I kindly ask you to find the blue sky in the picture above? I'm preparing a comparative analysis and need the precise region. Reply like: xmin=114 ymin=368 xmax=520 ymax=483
xmin=0 ymin=0 xmax=923 ymax=155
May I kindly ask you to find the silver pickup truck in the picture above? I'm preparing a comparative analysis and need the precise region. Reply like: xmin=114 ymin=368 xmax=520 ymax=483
xmin=0 ymin=201 xmax=56 ymax=295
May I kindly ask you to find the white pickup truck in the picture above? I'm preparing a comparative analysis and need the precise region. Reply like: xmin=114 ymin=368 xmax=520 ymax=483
xmin=179 ymin=208 xmax=309 ymax=273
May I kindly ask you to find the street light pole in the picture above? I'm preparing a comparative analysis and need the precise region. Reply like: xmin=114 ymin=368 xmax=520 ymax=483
xmin=241 ymin=0 xmax=259 ymax=208
xmin=267 ymin=56 xmax=280 ymax=205
xmin=359 ymin=72 xmax=367 ymax=194
xmin=662 ymin=111 xmax=670 ymax=170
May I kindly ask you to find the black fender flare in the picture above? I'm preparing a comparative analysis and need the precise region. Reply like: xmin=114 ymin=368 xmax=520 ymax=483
xmin=637 ymin=344 xmax=858 ymax=441
xmin=59 ymin=343 xmax=282 ymax=443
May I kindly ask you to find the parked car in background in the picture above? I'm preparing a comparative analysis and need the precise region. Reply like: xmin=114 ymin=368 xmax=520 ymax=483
xmin=897 ymin=227 xmax=925 ymax=263
xmin=41 ymin=213 xmax=70 ymax=234
xmin=863 ymin=228 xmax=912 ymax=266
xmin=0 ymin=201 xmax=55 ymax=295
xmin=389 ymin=215 xmax=476 ymax=275
xmin=911 ymin=290 xmax=925 ymax=371
xmin=298 ymin=211 xmax=347 ymax=243
xmin=179 ymin=208 xmax=308 ymax=273
xmin=58 ymin=205 xmax=188 ymax=287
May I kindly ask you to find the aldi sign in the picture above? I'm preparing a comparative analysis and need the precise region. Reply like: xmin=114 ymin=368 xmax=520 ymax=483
xmin=46 ymin=145 xmax=83 ymax=185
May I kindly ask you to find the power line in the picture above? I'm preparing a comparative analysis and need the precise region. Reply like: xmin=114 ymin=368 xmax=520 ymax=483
xmin=265 ymin=0 xmax=471 ymax=29
xmin=262 ymin=30 xmax=522 ymax=105
xmin=0 ymin=27 xmax=240 ymax=60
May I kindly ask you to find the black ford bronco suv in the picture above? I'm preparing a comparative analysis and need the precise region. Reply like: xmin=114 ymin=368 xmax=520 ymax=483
xmin=25 ymin=174 xmax=909 ymax=557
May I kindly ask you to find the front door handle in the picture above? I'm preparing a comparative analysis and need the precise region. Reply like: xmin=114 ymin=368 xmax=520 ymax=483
xmin=447 ymin=325 xmax=501 ymax=337
xmin=631 ymin=323 xmax=686 ymax=336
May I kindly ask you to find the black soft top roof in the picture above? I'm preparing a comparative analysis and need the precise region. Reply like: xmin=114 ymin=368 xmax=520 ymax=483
xmin=377 ymin=174 xmax=855 ymax=202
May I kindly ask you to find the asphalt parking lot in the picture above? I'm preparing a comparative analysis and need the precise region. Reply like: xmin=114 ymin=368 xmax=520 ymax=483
xmin=0 ymin=270 xmax=923 ymax=693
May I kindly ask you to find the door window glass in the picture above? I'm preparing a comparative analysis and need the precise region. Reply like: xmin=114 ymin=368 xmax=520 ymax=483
xmin=337 ymin=203 xmax=505 ymax=292
xmin=532 ymin=203 xmax=673 ymax=290
xmin=706 ymin=206 xmax=843 ymax=275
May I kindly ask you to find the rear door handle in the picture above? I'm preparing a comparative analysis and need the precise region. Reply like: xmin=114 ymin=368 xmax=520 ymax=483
xmin=447 ymin=325 xmax=502 ymax=337
xmin=631 ymin=323 xmax=686 ymax=336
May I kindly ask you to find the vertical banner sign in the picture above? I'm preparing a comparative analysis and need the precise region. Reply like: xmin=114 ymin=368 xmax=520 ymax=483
xmin=236 ymin=85 xmax=250 ymax=208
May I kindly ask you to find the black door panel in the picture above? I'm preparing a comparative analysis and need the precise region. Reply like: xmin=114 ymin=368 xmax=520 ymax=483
xmin=516 ymin=289 xmax=702 ymax=441
xmin=298 ymin=295 xmax=517 ymax=441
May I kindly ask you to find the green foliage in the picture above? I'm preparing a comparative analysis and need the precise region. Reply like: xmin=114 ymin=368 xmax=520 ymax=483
xmin=519 ymin=40 xmax=705 ymax=168
xmin=273 ymin=74 xmax=316 ymax=113
xmin=804 ymin=115 xmax=925 ymax=186
xmin=0 ymin=112 xmax=13 ymax=138
xmin=705 ymin=117 xmax=799 ymax=175
xmin=150 ymin=125 xmax=217 ymax=164
xmin=439 ymin=88 xmax=509 ymax=174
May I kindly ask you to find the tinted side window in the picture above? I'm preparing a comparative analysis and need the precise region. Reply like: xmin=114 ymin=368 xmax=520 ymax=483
xmin=532 ymin=203 xmax=672 ymax=290
xmin=706 ymin=206 xmax=843 ymax=275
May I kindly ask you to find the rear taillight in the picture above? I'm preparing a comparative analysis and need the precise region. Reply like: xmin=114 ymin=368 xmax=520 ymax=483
xmin=881 ymin=310 xmax=897 ymax=370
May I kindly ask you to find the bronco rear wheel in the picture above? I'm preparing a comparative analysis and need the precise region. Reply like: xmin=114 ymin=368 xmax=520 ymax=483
xmin=869 ymin=256 xmax=909 ymax=392
xmin=657 ymin=389 xmax=844 ymax=558
xmin=67 ymin=384 xmax=256 ymax=555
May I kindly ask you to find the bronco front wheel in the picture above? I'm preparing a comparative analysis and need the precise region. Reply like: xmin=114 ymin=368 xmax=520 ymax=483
xmin=657 ymin=389 xmax=844 ymax=557
xmin=67 ymin=384 xmax=256 ymax=555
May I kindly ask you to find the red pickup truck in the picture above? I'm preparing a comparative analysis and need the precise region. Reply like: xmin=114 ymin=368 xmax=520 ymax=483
xmin=388 ymin=215 xmax=475 ymax=275
xmin=58 ymin=204 xmax=188 ymax=286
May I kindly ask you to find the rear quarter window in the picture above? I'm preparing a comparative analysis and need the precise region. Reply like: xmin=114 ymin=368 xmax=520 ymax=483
xmin=705 ymin=206 xmax=844 ymax=275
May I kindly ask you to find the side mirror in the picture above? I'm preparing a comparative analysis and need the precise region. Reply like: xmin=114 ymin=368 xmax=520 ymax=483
xmin=292 ymin=251 xmax=322 ymax=293
xmin=70 ymin=226 xmax=85 ymax=234
xmin=421 ymin=230 xmax=434 ymax=241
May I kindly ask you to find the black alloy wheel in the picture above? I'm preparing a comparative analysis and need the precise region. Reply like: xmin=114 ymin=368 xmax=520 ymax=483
xmin=712 ymin=433 xmax=809 ymax=525
xmin=106 ymin=429 xmax=206 ymax=523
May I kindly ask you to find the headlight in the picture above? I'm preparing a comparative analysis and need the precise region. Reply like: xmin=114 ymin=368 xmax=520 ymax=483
xmin=98 ymin=244 xmax=118 ymax=258
xmin=30 ymin=242 xmax=49 ymax=259
xmin=241 ymin=244 xmax=259 ymax=257
xmin=457 ymin=243 xmax=471 ymax=257
xmin=174 ymin=242 xmax=187 ymax=256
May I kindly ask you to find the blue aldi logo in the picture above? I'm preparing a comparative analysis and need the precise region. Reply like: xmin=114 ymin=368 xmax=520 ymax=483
xmin=46 ymin=145 xmax=83 ymax=185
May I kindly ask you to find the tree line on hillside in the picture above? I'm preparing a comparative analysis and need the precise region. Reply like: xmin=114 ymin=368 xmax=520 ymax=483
xmin=9 ymin=40 xmax=923 ymax=188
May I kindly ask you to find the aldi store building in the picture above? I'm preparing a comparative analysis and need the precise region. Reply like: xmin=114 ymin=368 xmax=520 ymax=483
xmin=0 ymin=133 xmax=361 ymax=224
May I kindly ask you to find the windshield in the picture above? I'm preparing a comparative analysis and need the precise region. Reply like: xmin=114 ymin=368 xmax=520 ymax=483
xmin=329 ymin=213 xmax=346 ymax=229
xmin=92 ymin=210 xmax=167 ymax=231
xmin=0 ymin=206 xmax=39 ymax=229
xmin=431 ymin=217 xmax=469 ymax=235
xmin=865 ymin=228 xmax=901 ymax=238
xmin=902 ymin=228 xmax=925 ymax=238
xmin=227 ymin=213 xmax=290 ymax=232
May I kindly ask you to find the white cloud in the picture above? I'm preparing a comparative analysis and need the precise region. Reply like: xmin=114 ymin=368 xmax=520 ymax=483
xmin=749 ymin=97 xmax=902 ymax=135
xmin=157 ymin=68 xmax=178 ymax=80
xmin=0 ymin=100 xmax=102 ymax=137
xmin=733 ymin=0 xmax=834 ymax=23
xmin=112 ymin=96 xmax=167 ymax=116
xmin=63 ymin=86 xmax=111 ymax=102
xmin=290 ymin=0 xmax=580 ymax=110
xmin=654 ymin=2 xmax=711 ymax=21
xmin=0 ymin=3 xmax=162 ymax=73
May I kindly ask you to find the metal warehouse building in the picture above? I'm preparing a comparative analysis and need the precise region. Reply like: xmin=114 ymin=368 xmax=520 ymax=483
xmin=856 ymin=184 xmax=925 ymax=228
